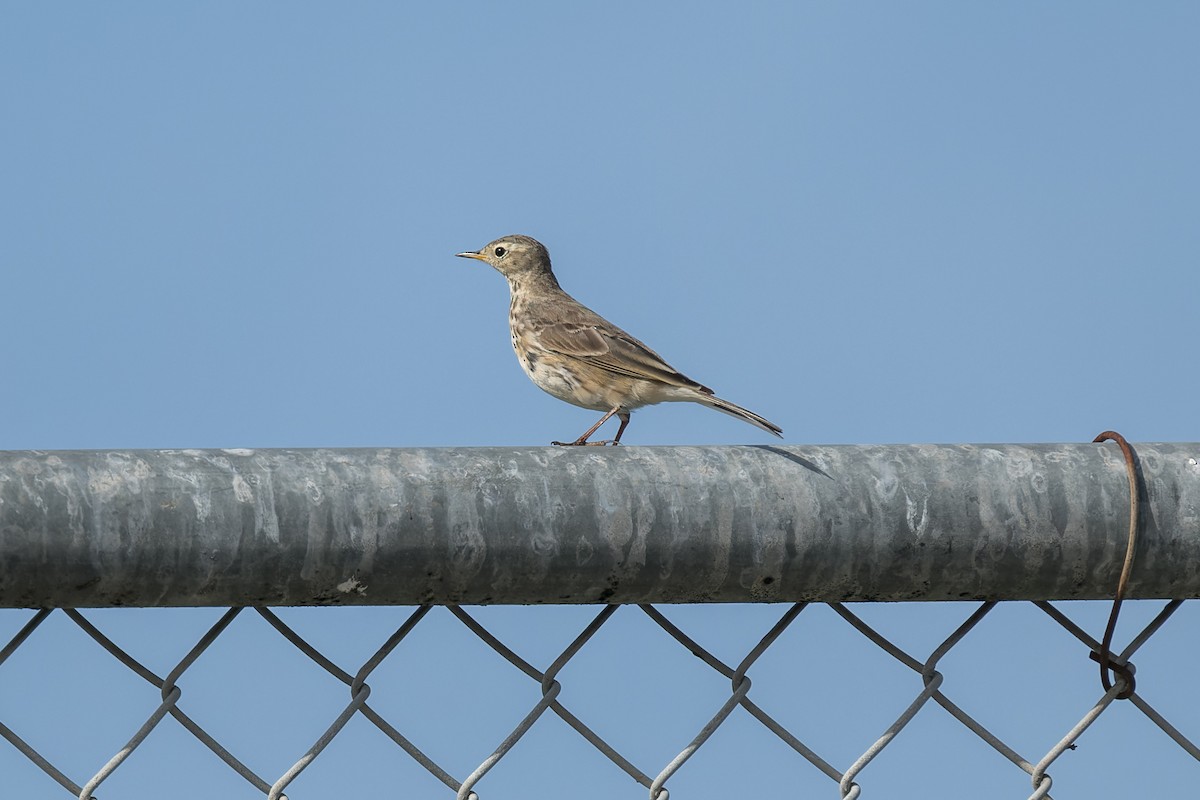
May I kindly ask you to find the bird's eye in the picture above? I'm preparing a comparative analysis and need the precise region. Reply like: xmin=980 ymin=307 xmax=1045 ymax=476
xmin=494 ymin=246 xmax=507 ymax=257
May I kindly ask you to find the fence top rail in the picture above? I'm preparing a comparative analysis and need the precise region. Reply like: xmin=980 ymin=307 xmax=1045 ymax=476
xmin=1 ymin=443 xmax=1197 ymax=607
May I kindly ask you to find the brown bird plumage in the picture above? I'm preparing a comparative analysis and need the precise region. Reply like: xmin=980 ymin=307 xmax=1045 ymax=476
xmin=456 ymin=234 xmax=783 ymax=445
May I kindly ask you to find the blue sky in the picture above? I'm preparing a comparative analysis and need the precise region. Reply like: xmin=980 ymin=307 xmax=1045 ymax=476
xmin=2 ymin=4 xmax=1198 ymax=799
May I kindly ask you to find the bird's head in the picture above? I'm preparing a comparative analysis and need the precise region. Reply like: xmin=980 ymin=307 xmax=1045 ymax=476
xmin=456 ymin=235 xmax=554 ymax=281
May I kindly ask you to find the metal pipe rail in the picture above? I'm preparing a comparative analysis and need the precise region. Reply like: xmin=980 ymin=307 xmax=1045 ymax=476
xmin=0 ymin=444 xmax=1197 ymax=607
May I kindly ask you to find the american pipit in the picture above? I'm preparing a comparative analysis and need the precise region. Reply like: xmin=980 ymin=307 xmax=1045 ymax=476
xmin=456 ymin=234 xmax=783 ymax=446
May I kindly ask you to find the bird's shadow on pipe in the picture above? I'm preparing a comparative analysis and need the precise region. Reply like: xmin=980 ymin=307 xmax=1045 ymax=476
xmin=750 ymin=445 xmax=834 ymax=480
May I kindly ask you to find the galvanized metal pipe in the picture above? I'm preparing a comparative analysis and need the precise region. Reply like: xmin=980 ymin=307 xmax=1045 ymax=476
xmin=0 ymin=444 xmax=1197 ymax=607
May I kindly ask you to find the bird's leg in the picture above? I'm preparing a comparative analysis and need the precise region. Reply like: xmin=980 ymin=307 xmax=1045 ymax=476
xmin=553 ymin=407 xmax=621 ymax=446
xmin=611 ymin=411 xmax=631 ymax=445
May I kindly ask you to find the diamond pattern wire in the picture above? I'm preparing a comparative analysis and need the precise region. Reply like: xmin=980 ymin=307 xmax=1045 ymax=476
xmin=1 ymin=600 xmax=1196 ymax=799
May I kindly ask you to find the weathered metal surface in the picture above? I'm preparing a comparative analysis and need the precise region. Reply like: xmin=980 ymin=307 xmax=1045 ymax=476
xmin=0 ymin=444 xmax=1197 ymax=607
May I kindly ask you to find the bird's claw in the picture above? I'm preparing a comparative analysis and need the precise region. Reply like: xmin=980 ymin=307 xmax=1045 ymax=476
xmin=551 ymin=439 xmax=617 ymax=447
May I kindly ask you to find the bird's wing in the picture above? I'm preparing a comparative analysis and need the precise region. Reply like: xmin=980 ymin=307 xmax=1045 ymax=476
xmin=536 ymin=320 xmax=710 ymax=391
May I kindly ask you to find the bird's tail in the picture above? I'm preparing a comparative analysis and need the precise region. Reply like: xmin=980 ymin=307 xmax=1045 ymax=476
xmin=696 ymin=393 xmax=783 ymax=438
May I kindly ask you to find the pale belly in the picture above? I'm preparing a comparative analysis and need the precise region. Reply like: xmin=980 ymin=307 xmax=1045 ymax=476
xmin=511 ymin=332 xmax=611 ymax=411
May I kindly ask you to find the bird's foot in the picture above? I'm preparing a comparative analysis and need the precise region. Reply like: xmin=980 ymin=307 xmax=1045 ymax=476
xmin=552 ymin=439 xmax=616 ymax=446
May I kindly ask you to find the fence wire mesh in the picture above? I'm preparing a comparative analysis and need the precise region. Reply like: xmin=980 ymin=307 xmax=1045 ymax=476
xmin=1 ymin=600 xmax=1197 ymax=799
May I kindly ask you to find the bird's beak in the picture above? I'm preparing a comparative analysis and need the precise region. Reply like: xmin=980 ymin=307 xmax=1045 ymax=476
xmin=456 ymin=250 xmax=486 ymax=262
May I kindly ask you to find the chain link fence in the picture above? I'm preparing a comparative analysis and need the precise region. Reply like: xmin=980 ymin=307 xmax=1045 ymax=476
xmin=3 ymin=444 xmax=1197 ymax=797
xmin=2 ymin=599 xmax=1197 ymax=799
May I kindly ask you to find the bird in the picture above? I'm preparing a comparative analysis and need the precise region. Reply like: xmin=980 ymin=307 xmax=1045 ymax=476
xmin=455 ymin=234 xmax=783 ymax=446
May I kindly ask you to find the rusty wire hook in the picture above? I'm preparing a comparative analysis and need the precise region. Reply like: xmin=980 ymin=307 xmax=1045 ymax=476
xmin=1090 ymin=430 xmax=1142 ymax=700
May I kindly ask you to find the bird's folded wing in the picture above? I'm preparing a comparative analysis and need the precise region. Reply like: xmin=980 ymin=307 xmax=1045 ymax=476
xmin=537 ymin=321 xmax=708 ymax=390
